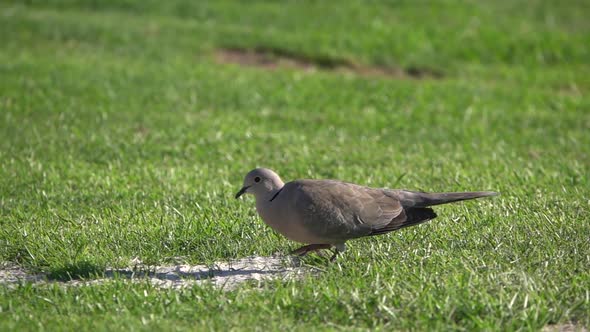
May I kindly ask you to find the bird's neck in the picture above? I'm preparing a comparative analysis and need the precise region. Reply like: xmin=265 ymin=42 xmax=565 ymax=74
xmin=256 ymin=184 xmax=284 ymax=203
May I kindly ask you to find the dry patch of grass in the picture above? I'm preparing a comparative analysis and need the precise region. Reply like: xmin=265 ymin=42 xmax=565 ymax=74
xmin=215 ymin=47 xmax=443 ymax=79
xmin=1 ymin=256 xmax=306 ymax=290
xmin=543 ymin=323 xmax=588 ymax=332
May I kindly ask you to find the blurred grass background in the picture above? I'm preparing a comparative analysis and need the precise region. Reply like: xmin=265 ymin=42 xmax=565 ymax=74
xmin=0 ymin=0 xmax=589 ymax=330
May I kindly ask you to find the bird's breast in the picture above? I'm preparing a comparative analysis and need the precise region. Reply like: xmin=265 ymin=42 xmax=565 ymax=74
xmin=255 ymin=201 xmax=329 ymax=244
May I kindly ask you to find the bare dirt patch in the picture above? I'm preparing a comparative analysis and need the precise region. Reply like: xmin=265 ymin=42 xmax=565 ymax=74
xmin=215 ymin=47 xmax=443 ymax=80
xmin=1 ymin=256 xmax=307 ymax=290
xmin=543 ymin=324 xmax=588 ymax=332
xmin=0 ymin=263 xmax=45 ymax=284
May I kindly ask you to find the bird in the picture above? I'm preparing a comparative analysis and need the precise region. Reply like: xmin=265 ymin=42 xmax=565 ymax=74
xmin=235 ymin=168 xmax=498 ymax=261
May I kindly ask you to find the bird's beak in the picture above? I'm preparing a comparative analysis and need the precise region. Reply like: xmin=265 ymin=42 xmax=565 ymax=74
xmin=235 ymin=186 xmax=249 ymax=199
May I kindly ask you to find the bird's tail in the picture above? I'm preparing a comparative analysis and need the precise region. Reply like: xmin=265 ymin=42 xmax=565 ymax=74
xmin=396 ymin=190 xmax=499 ymax=207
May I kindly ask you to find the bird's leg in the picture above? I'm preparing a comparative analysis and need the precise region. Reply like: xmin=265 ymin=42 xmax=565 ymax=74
xmin=290 ymin=245 xmax=311 ymax=256
xmin=329 ymin=243 xmax=347 ymax=262
xmin=290 ymin=244 xmax=332 ymax=256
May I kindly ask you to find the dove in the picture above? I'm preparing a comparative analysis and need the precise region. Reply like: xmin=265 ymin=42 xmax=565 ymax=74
xmin=235 ymin=168 xmax=498 ymax=260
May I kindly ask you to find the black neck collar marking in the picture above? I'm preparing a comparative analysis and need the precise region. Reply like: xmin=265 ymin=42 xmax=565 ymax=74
xmin=269 ymin=188 xmax=283 ymax=202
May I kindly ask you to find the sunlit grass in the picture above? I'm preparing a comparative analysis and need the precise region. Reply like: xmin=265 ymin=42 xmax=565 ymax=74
xmin=0 ymin=0 xmax=589 ymax=330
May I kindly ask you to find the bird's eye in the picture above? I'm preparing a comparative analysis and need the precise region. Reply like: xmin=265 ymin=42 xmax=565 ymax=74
xmin=254 ymin=176 xmax=261 ymax=183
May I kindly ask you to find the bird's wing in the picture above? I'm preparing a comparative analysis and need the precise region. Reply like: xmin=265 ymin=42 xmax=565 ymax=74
xmin=290 ymin=180 xmax=404 ymax=241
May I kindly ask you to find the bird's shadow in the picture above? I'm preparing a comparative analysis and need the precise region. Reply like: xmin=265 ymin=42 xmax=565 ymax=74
xmin=41 ymin=256 xmax=305 ymax=285
xmin=103 ymin=265 xmax=287 ymax=282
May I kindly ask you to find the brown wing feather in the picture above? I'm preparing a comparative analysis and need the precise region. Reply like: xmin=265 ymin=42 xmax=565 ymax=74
xmin=369 ymin=207 xmax=437 ymax=235
xmin=292 ymin=180 xmax=405 ymax=240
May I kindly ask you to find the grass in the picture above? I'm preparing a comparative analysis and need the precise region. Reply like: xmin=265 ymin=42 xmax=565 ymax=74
xmin=1 ymin=0 xmax=589 ymax=330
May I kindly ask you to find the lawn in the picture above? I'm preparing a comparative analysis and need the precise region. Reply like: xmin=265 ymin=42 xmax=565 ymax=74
xmin=1 ymin=0 xmax=589 ymax=330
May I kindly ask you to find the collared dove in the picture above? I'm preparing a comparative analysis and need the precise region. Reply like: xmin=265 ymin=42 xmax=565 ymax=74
xmin=235 ymin=168 xmax=498 ymax=260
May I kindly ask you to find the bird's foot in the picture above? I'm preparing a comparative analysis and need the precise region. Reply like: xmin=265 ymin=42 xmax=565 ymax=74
xmin=329 ymin=250 xmax=339 ymax=262
xmin=290 ymin=244 xmax=332 ymax=256
xmin=329 ymin=243 xmax=346 ymax=262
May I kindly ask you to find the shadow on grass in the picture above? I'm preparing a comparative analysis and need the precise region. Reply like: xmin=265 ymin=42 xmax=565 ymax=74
xmin=31 ymin=256 xmax=308 ymax=289
xmin=48 ymin=261 xmax=105 ymax=281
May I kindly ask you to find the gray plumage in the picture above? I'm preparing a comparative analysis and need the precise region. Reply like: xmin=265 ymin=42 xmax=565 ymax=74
xmin=235 ymin=168 xmax=498 ymax=260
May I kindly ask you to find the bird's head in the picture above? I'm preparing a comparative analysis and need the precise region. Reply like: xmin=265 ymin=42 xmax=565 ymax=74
xmin=235 ymin=168 xmax=284 ymax=199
